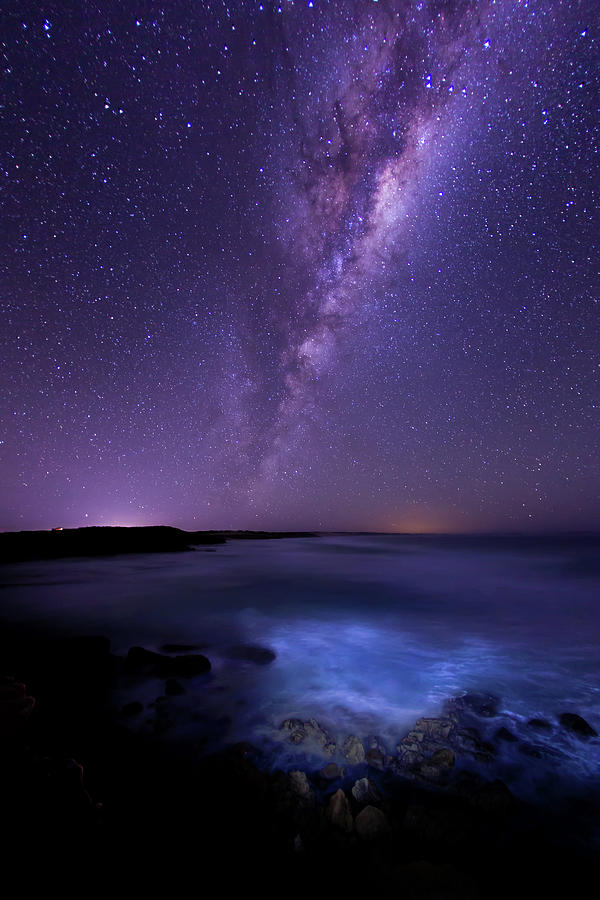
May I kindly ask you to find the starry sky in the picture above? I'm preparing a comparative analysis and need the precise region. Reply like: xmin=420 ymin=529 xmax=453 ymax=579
xmin=2 ymin=0 xmax=598 ymax=533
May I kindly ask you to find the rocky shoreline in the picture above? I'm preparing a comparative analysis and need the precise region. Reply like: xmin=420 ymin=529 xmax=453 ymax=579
xmin=1 ymin=629 xmax=599 ymax=893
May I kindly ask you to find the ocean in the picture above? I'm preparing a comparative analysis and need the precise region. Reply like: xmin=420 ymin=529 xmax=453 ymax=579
xmin=2 ymin=533 xmax=599 ymax=801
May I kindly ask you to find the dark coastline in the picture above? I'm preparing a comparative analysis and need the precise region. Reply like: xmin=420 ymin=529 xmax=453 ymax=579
xmin=0 ymin=524 xmax=318 ymax=564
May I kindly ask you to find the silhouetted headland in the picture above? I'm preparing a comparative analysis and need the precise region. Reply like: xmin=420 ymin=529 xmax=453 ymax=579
xmin=0 ymin=525 xmax=317 ymax=564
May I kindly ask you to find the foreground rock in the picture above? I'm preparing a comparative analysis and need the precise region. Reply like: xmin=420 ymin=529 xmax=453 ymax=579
xmin=559 ymin=712 xmax=598 ymax=738
xmin=280 ymin=718 xmax=336 ymax=755
xmin=327 ymin=788 xmax=353 ymax=832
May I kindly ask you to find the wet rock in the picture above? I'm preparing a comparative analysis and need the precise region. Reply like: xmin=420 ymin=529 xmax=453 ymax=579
xmin=453 ymin=727 xmax=483 ymax=753
xmin=225 ymin=645 xmax=276 ymax=665
xmin=122 ymin=700 xmax=144 ymax=716
xmin=320 ymin=763 xmax=339 ymax=780
xmin=342 ymin=735 xmax=365 ymax=764
xmin=445 ymin=692 xmax=500 ymax=719
xmin=397 ymin=747 xmax=423 ymax=767
xmin=280 ymin=717 xmax=335 ymax=754
xmin=327 ymin=788 xmax=353 ymax=833
xmin=559 ymin=712 xmax=598 ymax=738
xmin=165 ymin=678 xmax=184 ymax=696
xmin=167 ymin=654 xmax=211 ymax=677
xmin=415 ymin=717 xmax=454 ymax=740
xmin=495 ymin=726 xmax=518 ymax=742
xmin=280 ymin=718 xmax=306 ymax=744
xmin=351 ymin=777 xmax=381 ymax=806
xmin=528 ymin=717 xmax=552 ymax=732
xmin=431 ymin=748 xmax=455 ymax=768
xmin=365 ymin=748 xmax=385 ymax=771
xmin=289 ymin=770 xmax=313 ymax=799
xmin=355 ymin=805 xmax=389 ymax=839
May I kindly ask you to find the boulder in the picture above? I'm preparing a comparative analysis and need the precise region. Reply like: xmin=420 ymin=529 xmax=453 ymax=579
xmin=444 ymin=692 xmax=500 ymax=719
xmin=167 ymin=654 xmax=211 ymax=677
xmin=528 ymin=717 xmax=552 ymax=732
xmin=351 ymin=777 xmax=381 ymax=806
xmin=365 ymin=748 xmax=385 ymax=771
xmin=280 ymin=717 xmax=335 ymax=754
xmin=342 ymin=735 xmax=365 ymax=764
xmin=355 ymin=805 xmax=389 ymax=839
xmin=559 ymin=712 xmax=598 ymax=738
xmin=319 ymin=763 xmax=339 ymax=780
xmin=289 ymin=770 xmax=313 ymax=799
xmin=327 ymin=788 xmax=353 ymax=832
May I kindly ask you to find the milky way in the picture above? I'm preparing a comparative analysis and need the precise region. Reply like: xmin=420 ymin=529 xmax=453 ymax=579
xmin=2 ymin=1 xmax=598 ymax=531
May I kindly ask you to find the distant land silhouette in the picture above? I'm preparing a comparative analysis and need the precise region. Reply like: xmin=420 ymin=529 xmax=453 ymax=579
xmin=0 ymin=525 xmax=317 ymax=563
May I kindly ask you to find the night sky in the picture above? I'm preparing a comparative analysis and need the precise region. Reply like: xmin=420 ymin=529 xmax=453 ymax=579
xmin=2 ymin=1 xmax=598 ymax=533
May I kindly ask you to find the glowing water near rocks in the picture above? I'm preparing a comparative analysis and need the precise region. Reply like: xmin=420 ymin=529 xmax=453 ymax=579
xmin=2 ymin=534 xmax=599 ymax=792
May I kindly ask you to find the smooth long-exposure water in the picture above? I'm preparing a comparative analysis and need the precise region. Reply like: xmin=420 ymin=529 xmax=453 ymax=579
xmin=2 ymin=534 xmax=599 ymax=798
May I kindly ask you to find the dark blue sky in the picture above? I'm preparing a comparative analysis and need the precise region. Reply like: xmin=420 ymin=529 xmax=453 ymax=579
xmin=2 ymin=1 xmax=598 ymax=532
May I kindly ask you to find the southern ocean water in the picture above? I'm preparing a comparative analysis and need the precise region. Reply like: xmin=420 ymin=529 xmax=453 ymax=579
xmin=1 ymin=534 xmax=599 ymax=804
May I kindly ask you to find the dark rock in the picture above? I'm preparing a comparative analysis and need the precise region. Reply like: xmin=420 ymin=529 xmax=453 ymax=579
xmin=122 ymin=701 xmax=144 ymax=716
xmin=165 ymin=654 xmax=211 ymax=677
xmin=495 ymin=726 xmax=518 ymax=742
xmin=445 ymin=692 xmax=500 ymax=718
xmin=528 ymin=717 xmax=552 ymax=731
xmin=225 ymin=645 xmax=276 ymax=665
xmin=165 ymin=678 xmax=184 ymax=696
xmin=559 ymin=712 xmax=598 ymax=738
xmin=355 ymin=805 xmax=389 ymax=839
xmin=126 ymin=646 xmax=164 ymax=671
xmin=365 ymin=748 xmax=385 ymax=771
xmin=319 ymin=763 xmax=339 ymax=780
xmin=431 ymin=748 xmax=455 ymax=768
